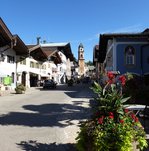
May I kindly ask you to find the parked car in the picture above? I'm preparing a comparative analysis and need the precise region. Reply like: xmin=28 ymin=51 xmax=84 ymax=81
xmin=43 ymin=79 xmax=57 ymax=89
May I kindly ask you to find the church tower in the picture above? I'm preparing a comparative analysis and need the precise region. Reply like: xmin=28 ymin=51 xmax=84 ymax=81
xmin=78 ymin=43 xmax=85 ymax=76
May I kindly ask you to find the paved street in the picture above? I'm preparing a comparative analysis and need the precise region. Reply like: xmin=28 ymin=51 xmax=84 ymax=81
xmin=0 ymin=84 xmax=94 ymax=151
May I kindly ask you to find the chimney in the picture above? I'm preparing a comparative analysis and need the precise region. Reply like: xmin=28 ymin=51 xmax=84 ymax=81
xmin=37 ymin=37 xmax=41 ymax=44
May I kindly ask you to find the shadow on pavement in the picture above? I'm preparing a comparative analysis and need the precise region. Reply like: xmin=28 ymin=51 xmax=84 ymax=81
xmin=38 ymin=84 xmax=79 ymax=92
xmin=0 ymin=83 xmax=93 ymax=127
xmin=17 ymin=140 xmax=76 ymax=151
xmin=38 ymin=83 xmax=95 ymax=99
xmin=0 ymin=101 xmax=91 ymax=127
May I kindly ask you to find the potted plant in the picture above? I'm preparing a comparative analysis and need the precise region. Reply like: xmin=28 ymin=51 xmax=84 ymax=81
xmin=76 ymin=72 xmax=148 ymax=151
xmin=15 ymin=84 xmax=26 ymax=94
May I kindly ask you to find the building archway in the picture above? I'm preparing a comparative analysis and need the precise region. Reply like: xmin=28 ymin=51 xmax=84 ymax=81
xmin=22 ymin=71 xmax=27 ymax=86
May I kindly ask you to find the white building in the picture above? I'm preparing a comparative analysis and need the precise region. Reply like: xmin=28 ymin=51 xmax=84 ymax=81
xmin=0 ymin=18 xmax=75 ymax=93
xmin=0 ymin=18 xmax=28 ymax=91
xmin=40 ymin=43 xmax=74 ymax=83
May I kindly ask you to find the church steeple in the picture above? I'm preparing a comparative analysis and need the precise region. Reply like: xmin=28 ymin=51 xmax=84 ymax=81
xmin=78 ymin=43 xmax=85 ymax=76
xmin=78 ymin=43 xmax=84 ymax=60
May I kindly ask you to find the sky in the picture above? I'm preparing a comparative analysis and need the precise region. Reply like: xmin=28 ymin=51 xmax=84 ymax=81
xmin=1 ymin=0 xmax=149 ymax=61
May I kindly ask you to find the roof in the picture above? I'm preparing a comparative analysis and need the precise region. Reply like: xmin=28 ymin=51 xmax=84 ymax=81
xmin=27 ymin=44 xmax=62 ymax=64
xmin=28 ymin=45 xmax=48 ymax=62
xmin=0 ymin=17 xmax=13 ymax=47
xmin=99 ymin=29 xmax=149 ymax=63
xmin=42 ymin=49 xmax=57 ymax=57
xmin=0 ymin=18 xmax=28 ymax=56
xmin=41 ymin=46 xmax=62 ymax=64
xmin=40 ymin=42 xmax=68 ymax=47
xmin=78 ymin=43 xmax=84 ymax=48
xmin=13 ymin=35 xmax=29 ymax=56
xmin=41 ymin=42 xmax=74 ymax=61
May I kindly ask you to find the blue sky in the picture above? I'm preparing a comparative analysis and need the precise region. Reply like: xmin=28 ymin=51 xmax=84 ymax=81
xmin=1 ymin=0 xmax=149 ymax=61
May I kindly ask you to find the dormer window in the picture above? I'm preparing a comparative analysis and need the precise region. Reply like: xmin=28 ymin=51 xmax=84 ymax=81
xmin=125 ymin=46 xmax=135 ymax=66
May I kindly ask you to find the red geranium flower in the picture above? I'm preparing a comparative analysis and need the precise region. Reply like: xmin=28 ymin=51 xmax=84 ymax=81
xmin=109 ymin=115 xmax=114 ymax=119
xmin=107 ymin=72 xmax=115 ymax=80
xmin=135 ymin=117 xmax=139 ymax=122
xmin=130 ymin=113 xmax=135 ymax=119
xmin=120 ymin=119 xmax=124 ymax=123
xmin=124 ymin=109 xmax=129 ymax=113
xmin=118 ymin=75 xmax=126 ymax=86
xmin=108 ymin=112 xmax=114 ymax=119
xmin=107 ymin=79 xmax=113 ymax=84
xmin=98 ymin=116 xmax=104 ymax=124
xmin=109 ymin=112 xmax=114 ymax=116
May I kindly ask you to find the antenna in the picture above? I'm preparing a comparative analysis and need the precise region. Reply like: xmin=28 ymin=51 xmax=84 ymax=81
xmin=37 ymin=37 xmax=41 ymax=44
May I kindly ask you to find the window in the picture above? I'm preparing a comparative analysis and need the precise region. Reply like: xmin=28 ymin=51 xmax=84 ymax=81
xmin=30 ymin=61 xmax=34 ymax=68
xmin=125 ymin=46 xmax=135 ymax=65
xmin=41 ymin=64 xmax=46 ymax=69
xmin=7 ymin=55 xmax=15 ymax=63
xmin=20 ymin=57 xmax=26 ymax=65
xmin=11 ymin=72 xmax=14 ymax=83
xmin=35 ymin=63 xmax=39 ymax=68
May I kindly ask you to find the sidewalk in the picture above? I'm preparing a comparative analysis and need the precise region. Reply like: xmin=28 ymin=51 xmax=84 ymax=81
xmin=0 ymin=87 xmax=40 ymax=97
xmin=0 ymin=84 xmax=68 ymax=97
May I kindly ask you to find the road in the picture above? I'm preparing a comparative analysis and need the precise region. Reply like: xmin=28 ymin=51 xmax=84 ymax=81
xmin=0 ymin=84 xmax=94 ymax=151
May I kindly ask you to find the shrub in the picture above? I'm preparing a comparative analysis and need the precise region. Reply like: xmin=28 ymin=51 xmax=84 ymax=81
xmin=15 ymin=84 xmax=26 ymax=94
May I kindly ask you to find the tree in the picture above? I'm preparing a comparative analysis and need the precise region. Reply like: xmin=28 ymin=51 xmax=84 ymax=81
xmin=85 ymin=60 xmax=93 ymax=66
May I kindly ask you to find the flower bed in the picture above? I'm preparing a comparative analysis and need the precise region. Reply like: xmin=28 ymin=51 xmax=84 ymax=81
xmin=76 ymin=72 xmax=148 ymax=151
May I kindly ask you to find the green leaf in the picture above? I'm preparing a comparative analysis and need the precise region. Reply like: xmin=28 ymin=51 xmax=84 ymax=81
xmin=111 ymin=84 xmax=116 ymax=92
xmin=90 ymin=81 xmax=102 ymax=94
xmin=117 ymin=108 xmax=124 ymax=115
xmin=102 ymin=88 xmax=106 ymax=96
xmin=120 ymin=97 xmax=131 ymax=104
xmin=94 ymin=82 xmax=102 ymax=90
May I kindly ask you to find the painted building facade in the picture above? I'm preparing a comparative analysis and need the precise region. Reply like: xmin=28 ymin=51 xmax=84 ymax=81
xmin=99 ymin=30 xmax=149 ymax=76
